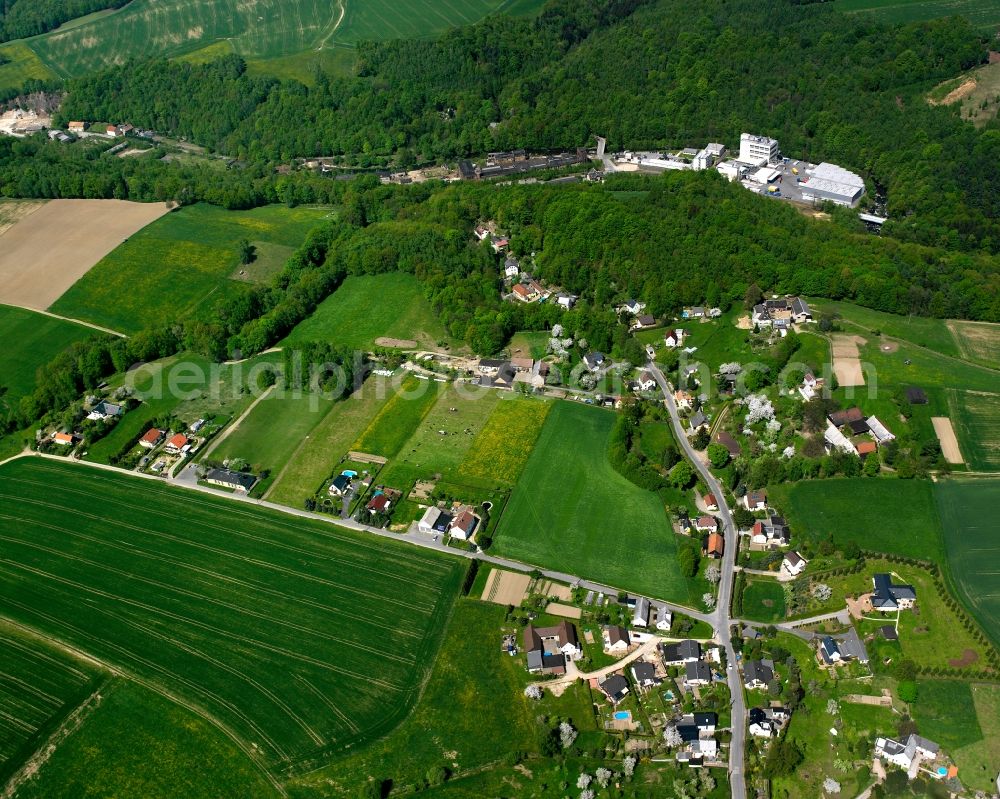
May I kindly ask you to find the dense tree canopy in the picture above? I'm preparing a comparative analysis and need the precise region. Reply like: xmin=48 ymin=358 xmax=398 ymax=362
xmin=0 ymin=0 xmax=130 ymax=42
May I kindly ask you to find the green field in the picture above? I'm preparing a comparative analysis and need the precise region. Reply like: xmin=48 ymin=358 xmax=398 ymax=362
xmin=949 ymin=389 xmax=1000 ymax=471
xmin=0 ymin=624 xmax=102 ymax=785
xmin=458 ymin=395 xmax=551 ymax=485
xmin=738 ymin=578 xmax=786 ymax=623
xmin=351 ymin=375 xmax=443 ymax=458
xmin=0 ymin=0 xmax=537 ymax=91
xmin=833 ymin=0 xmax=1000 ymax=32
xmin=15 ymin=680 xmax=281 ymax=799
xmin=281 ymin=272 xmax=449 ymax=351
xmin=0 ymin=305 xmax=97 ymax=406
xmin=50 ymin=204 xmax=330 ymax=334
xmin=210 ymin=391 xmax=336 ymax=476
xmin=492 ymin=401 xmax=688 ymax=601
xmin=937 ymin=477 xmax=1000 ymax=647
xmin=767 ymin=478 xmax=944 ymax=560
xmin=0 ymin=458 xmax=465 ymax=778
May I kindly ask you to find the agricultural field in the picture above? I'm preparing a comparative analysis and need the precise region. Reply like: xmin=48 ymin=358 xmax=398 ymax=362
xmin=14 ymin=680 xmax=280 ymax=799
xmin=351 ymin=375 xmax=443 ymax=459
xmin=0 ymin=305 xmax=97 ymax=405
xmin=458 ymin=396 xmax=551 ymax=485
xmin=209 ymin=392 xmax=337 ymax=479
xmin=50 ymin=204 xmax=331 ymax=334
xmin=0 ymin=199 xmax=170 ymax=316
xmin=937 ymin=477 xmax=1000 ymax=647
xmin=947 ymin=319 xmax=1000 ymax=368
xmin=0 ymin=624 xmax=102 ymax=785
xmin=833 ymin=0 xmax=1000 ymax=31
xmin=288 ymin=599 xmax=600 ymax=798
xmin=281 ymin=272 xmax=450 ymax=352
xmin=492 ymin=402 xmax=688 ymax=601
xmin=767 ymin=478 xmax=945 ymax=561
xmin=0 ymin=458 xmax=465 ymax=778
xmin=0 ymin=0 xmax=539 ymax=92
xmin=948 ymin=389 xmax=1000 ymax=471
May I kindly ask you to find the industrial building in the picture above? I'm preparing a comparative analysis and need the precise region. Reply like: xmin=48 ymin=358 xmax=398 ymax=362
xmin=738 ymin=133 xmax=779 ymax=166
xmin=799 ymin=162 xmax=866 ymax=207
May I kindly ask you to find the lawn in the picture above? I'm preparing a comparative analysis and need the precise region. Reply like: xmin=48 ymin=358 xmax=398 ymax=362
xmin=0 ymin=458 xmax=465 ymax=777
xmin=14 ymin=680 xmax=280 ymax=799
xmin=0 ymin=624 xmax=102 ymax=785
xmin=952 ymin=684 xmax=1000 ymax=792
xmin=738 ymin=578 xmax=786 ymax=623
xmin=50 ymin=204 xmax=330 ymax=333
xmin=351 ymin=375 xmax=443 ymax=458
xmin=638 ymin=420 xmax=674 ymax=463
xmin=911 ymin=680 xmax=981 ymax=753
xmin=210 ymin=392 xmax=336 ymax=475
xmin=0 ymin=304 xmax=97 ymax=405
xmin=833 ymin=0 xmax=1000 ymax=32
xmin=265 ymin=379 xmax=396 ymax=509
xmin=767 ymin=478 xmax=945 ymax=561
xmin=287 ymin=599 xmax=592 ymax=796
xmin=492 ymin=401 xmax=689 ymax=602
xmin=948 ymin=389 xmax=1000 ymax=471
xmin=937 ymin=477 xmax=1000 ymax=648
xmin=508 ymin=330 xmax=551 ymax=360
xmin=280 ymin=272 xmax=449 ymax=351
xmin=459 ymin=395 xmax=551 ymax=485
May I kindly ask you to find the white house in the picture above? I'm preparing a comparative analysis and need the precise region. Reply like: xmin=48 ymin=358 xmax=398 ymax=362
xmin=664 ymin=329 xmax=686 ymax=348
xmin=748 ymin=708 xmax=777 ymax=738
xmin=867 ymin=415 xmax=895 ymax=445
xmin=504 ymin=258 xmax=520 ymax=279
xmin=556 ymin=293 xmax=577 ymax=309
xmin=619 ymin=299 xmax=646 ymax=316
xmin=632 ymin=596 xmax=650 ymax=627
xmin=875 ymin=734 xmax=939 ymax=770
xmin=635 ymin=372 xmax=657 ymax=392
xmin=799 ymin=372 xmax=824 ymax=402
xmin=603 ymin=625 xmax=630 ymax=653
xmin=781 ymin=551 xmax=807 ymax=577
xmin=654 ymin=603 xmax=673 ymax=631
xmin=674 ymin=390 xmax=693 ymax=410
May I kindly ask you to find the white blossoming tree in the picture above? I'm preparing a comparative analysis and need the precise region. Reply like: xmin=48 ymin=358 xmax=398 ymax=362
xmin=705 ymin=565 xmax=721 ymax=584
xmin=826 ymin=699 xmax=839 ymax=715
xmin=703 ymin=593 xmax=716 ymax=609
xmin=559 ymin=721 xmax=578 ymax=749
xmin=719 ymin=362 xmax=742 ymax=375
xmin=595 ymin=768 xmax=613 ymax=788
xmin=663 ymin=725 xmax=683 ymax=748
xmin=622 ymin=755 xmax=637 ymax=779
xmin=823 ymin=777 xmax=841 ymax=794
xmin=552 ymin=323 xmax=563 ymax=338
xmin=524 ymin=685 xmax=543 ymax=700
xmin=745 ymin=393 xmax=776 ymax=424
xmin=812 ymin=583 xmax=832 ymax=601
xmin=577 ymin=773 xmax=592 ymax=790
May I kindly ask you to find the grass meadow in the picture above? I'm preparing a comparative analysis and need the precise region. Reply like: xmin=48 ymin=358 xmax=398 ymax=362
xmin=0 ymin=305 xmax=97 ymax=405
xmin=281 ymin=272 xmax=449 ymax=351
xmin=0 ymin=624 xmax=102 ymax=785
xmin=949 ymin=389 xmax=1000 ymax=471
xmin=458 ymin=395 xmax=551 ymax=485
xmin=937 ymin=477 xmax=1000 ymax=648
xmin=833 ymin=0 xmax=1000 ymax=31
xmin=50 ymin=204 xmax=330 ymax=333
xmin=0 ymin=458 xmax=465 ymax=776
xmin=492 ymin=402 xmax=688 ymax=601
xmin=737 ymin=578 xmax=786 ymax=623
xmin=15 ymin=680 xmax=281 ymax=799
xmin=351 ymin=375 xmax=443 ymax=458
xmin=0 ymin=42 xmax=57 ymax=93
xmin=767 ymin=478 xmax=945 ymax=561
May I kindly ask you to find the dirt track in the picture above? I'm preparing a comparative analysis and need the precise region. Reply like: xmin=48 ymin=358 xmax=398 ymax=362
xmin=932 ymin=417 xmax=964 ymax=464
xmin=0 ymin=199 xmax=171 ymax=310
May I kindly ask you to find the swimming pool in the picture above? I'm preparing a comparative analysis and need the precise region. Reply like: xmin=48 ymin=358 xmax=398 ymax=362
xmin=613 ymin=711 xmax=631 ymax=721
xmin=341 ymin=469 xmax=358 ymax=478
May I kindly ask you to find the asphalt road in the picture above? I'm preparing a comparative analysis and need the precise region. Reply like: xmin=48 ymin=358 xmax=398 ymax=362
xmin=648 ymin=361 xmax=747 ymax=799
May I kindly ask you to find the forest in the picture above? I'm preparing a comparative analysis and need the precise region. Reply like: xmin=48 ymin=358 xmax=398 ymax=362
xmin=49 ymin=0 xmax=1000 ymax=255
xmin=0 ymin=0 xmax=130 ymax=42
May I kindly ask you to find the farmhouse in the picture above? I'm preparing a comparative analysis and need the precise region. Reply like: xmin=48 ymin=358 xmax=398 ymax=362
xmin=449 ymin=507 xmax=480 ymax=540
xmin=828 ymin=407 xmax=865 ymax=428
xmin=139 ymin=428 xmax=164 ymax=449
xmin=52 ymin=432 xmax=76 ymax=446
xmin=660 ymin=639 xmax=701 ymax=666
xmin=752 ymin=297 xmax=811 ymax=328
xmin=684 ymin=661 xmax=712 ymax=687
xmin=205 ymin=468 xmax=257 ymax=492
xmin=164 ymin=433 xmax=189 ymax=454
xmin=478 ymin=359 xmax=505 ymax=375
xmin=705 ymin=533 xmax=725 ymax=559
xmin=328 ymin=474 xmax=351 ymax=497
xmin=418 ymin=506 xmax=452 ymax=534
xmin=867 ymin=415 xmax=895 ymax=445
xmin=604 ymin=625 xmax=631 ymax=652
xmin=599 ymin=674 xmax=630 ymax=704
xmin=743 ymin=489 xmax=767 ymax=511
xmin=871 ymin=574 xmax=917 ymax=611
xmin=524 ymin=621 xmax=582 ymax=674
xmin=824 ymin=421 xmax=857 ymax=455
xmin=781 ymin=551 xmax=807 ymax=577
xmin=479 ymin=363 xmax=515 ymax=388
xmin=510 ymin=357 xmax=534 ymax=372
xmin=631 ymin=661 xmax=661 ymax=691
xmin=743 ymin=659 xmax=774 ymax=690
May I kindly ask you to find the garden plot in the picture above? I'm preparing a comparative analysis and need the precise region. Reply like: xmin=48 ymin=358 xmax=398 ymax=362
xmin=830 ymin=334 xmax=866 ymax=386
xmin=481 ymin=569 xmax=531 ymax=605
xmin=932 ymin=417 xmax=964 ymax=464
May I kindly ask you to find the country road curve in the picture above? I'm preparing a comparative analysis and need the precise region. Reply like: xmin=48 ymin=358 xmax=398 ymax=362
xmin=647 ymin=361 xmax=747 ymax=799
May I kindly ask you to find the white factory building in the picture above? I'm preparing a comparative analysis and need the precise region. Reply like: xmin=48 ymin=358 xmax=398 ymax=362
xmin=799 ymin=162 xmax=866 ymax=207
xmin=738 ymin=133 xmax=780 ymax=166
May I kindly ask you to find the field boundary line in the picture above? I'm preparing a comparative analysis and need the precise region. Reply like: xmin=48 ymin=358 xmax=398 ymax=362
xmin=23 ymin=306 xmax=127 ymax=338
xmin=197 ymin=382 xmax=276 ymax=461
xmin=263 ymin=400 xmax=337 ymax=501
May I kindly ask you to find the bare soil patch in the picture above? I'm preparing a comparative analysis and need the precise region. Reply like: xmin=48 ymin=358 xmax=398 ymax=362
xmin=545 ymin=602 xmax=582 ymax=619
xmin=949 ymin=648 xmax=979 ymax=668
xmin=0 ymin=199 xmax=171 ymax=311
xmin=929 ymin=78 xmax=977 ymax=106
xmin=0 ymin=200 xmax=46 ymax=236
xmin=932 ymin=417 xmax=964 ymax=464
xmin=481 ymin=569 xmax=530 ymax=605
xmin=375 ymin=336 xmax=418 ymax=349
xmin=831 ymin=334 xmax=866 ymax=386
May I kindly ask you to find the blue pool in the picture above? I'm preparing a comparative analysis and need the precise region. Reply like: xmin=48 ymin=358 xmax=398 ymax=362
xmin=341 ymin=469 xmax=358 ymax=478
xmin=613 ymin=711 xmax=631 ymax=721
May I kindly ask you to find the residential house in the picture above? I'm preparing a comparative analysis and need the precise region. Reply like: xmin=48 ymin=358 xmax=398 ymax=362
xmin=695 ymin=515 xmax=718 ymax=533
xmin=692 ymin=712 xmax=718 ymax=735
xmin=715 ymin=430 xmax=741 ymax=459
xmin=503 ymin=257 xmax=520 ymax=279
xmin=674 ymin=390 xmax=694 ymax=410
xmin=743 ymin=489 xmax=767 ymax=511
xmin=632 ymin=596 xmax=650 ymax=627
xmin=857 ymin=441 xmax=878 ymax=459
xmin=619 ymin=299 xmax=646 ymax=316
xmin=748 ymin=707 xmax=777 ymax=738
xmin=164 ymin=433 xmax=189 ymax=454
xmin=752 ymin=297 xmax=811 ymax=327
xmin=799 ymin=372 xmax=824 ymax=401
xmin=86 ymin=400 xmax=123 ymax=421
xmin=449 ymin=507 xmax=480 ymax=540
xmin=635 ymin=372 xmax=657 ymax=392
xmin=366 ymin=493 xmax=391 ymax=515
xmin=582 ymin=352 xmax=605 ymax=372
xmin=511 ymin=283 xmax=533 ymax=302
xmin=664 ymin=329 xmax=686 ymax=348
xmin=867 ymin=415 xmax=895 ymax=445
xmin=631 ymin=314 xmax=657 ymax=331
xmin=871 ymin=574 xmax=916 ymax=611
xmin=478 ymin=359 xmax=505 ymax=375
xmin=677 ymin=738 xmax=718 ymax=767
xmin=743 ymin=659 xmax=775 ymax=690
xmin=525 ymin=278 xmax=547 ymax=298
xmin=473 ymin=225 xmax=490 ymax=241
xmin=328 ymin=474 xmax=351 ymax=497
xmin=510 ymin=357 xmax=534 ymax=372
xmin=556 ymin=293 xmax=577 ymax=309
xmin=205 ymin=468 xmax=257 ymax=492
xmin=599 ymin=674 xmax=630 ymax=704
xmin=68 ymin=121 xmax=86 ymax=134
xmin=820 ymin=628 xmax=869 ymax=665
xmin=52 ymin=432 xmax=75 ymax=446
xmin=490 ymin=236 xmax=508 ymax=253
xmin=705 ymin=533 xmax=724 ymax=559
xmin=682 ymin=307 xmax=706 ymax=319
xmin=654 ymin=603 xmax=673 ymax=631
xmin=603 ymin=625 xmax=631 ymax=653
xmin=875 ymin=734 xmax=940 ymax=770
xmin=523 ymin=621 xmax=582 ymax=674
xmin=631 ymin=662 xmax=661 ymax=691
xmin=747 ymin=515 xmax=790 ymax=547
xmin=688 ymin=410 xmax=708 ymax=432
xmin=659 ymin=639 xmax=702 ymax=666
xmin=684 ymin=661 xmax=712 ymax=687
xmin=781 ymin=551 xmax=807 ymax=577
xmin=417 ymin=506 xmax=452 ymax=535
xmin=703 ymin=492 xmax=719 ymax=511
xmin=139 ymin=428 xmax=164 ymax=449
